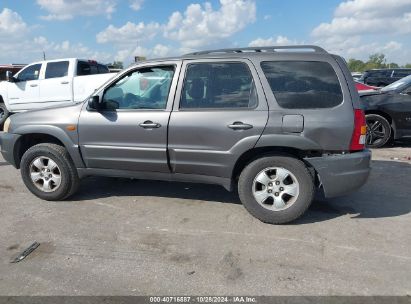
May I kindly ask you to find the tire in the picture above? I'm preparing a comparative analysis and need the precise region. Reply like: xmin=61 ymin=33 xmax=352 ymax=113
xmin=0 ymin=102 xmax=9 ymax=128
xmin=20 ymin=143 xmax=79 ymax=201
xmin=238 ymin=156 xmax=314 ymax=224
xmin=365 ymin=114 xmax=392 ymax=148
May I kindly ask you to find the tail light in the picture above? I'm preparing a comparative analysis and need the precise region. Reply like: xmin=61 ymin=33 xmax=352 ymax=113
xmin=350 ymin=109 xmax=367 ymax=151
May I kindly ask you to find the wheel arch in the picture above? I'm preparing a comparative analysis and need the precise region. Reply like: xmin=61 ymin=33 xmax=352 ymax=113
xmin=364 ymin=110 xmax=397 ymax=138
xmin=12 ymin=128 xmax=84 ymax=169
xmin=231 ymin=146 xmax=321 ymax=187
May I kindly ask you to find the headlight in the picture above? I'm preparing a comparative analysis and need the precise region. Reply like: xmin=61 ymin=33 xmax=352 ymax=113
xmin=3 ymin=117 xmax=11 ymax=133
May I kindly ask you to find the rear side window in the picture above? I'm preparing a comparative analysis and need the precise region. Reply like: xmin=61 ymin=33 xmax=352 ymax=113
xmin=98 ymin=64 xmax=109 ymax=74
xmin=261 ymin=61 xmax=343 ymax=109
xmin=77 ymin=61 xmax=99 ymax=76
xmin=180 ymin=62 xmax=257 ymax=109
xmin=394 ymin=69 xmax=411 ymax=78
xmin=45 ymin=61 xmax=69 ymax=79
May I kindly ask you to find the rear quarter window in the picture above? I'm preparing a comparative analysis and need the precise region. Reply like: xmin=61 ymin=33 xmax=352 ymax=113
xmin=261 ymin=61 xmax=343 ymax=109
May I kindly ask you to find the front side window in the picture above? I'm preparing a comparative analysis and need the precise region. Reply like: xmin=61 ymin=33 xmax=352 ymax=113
xmin=45 ymin=61 xmax=69 ymax=79
xmin=17 ymin=64 xmax=42 ymax=82
xmin=261 ymin=61 xmax=343 ymax=109
xmin=102 ymin=65 xmax=175 ymax=110
xmin=180 ymin=62 xmax=257 ymax=109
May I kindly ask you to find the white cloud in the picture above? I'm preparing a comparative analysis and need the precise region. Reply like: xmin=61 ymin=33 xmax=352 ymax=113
xmin=248 ymin=35 xmax=297 ymax=47
xmin=36 ymin=0 xmax=117 ymax=20
xmin=0 ymin=8 xmax=28 ymax=40
xmin=96 ymin=21 xmax=160 ymax=47
xmin=164 ymin=0 xmax=256 ymax=48
xmin=33 ymin=37 xmax=112 ymax=62
xmin=312 ymin=0 xmax=411 ymax=37
xmin=129 ymin=0 xmax=144 ymax=11
xmin=310 ymin=0 xmax=411 ymax=63
xmin=0 ymin=8 xmax=111 ymax=63
xmin=115 ymin=44 xmax=172 ymax=62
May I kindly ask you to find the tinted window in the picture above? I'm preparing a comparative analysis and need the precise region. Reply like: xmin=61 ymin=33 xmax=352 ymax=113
xmin=77 ymin=61 xmax=99 ymax=76
xmin=102 ymin=66 xmax=175 ymax=110
xmin=261 ymin=61 xmax=343 ymax=109
xmin=180 ymin=62 xmax=257 ymax=109
xmin=45 ymin=61 xmax=69 ymax=79
xmin=368 ymin=70 xmax=391 ymax=77
xmin=17 ymin=64 xmax=42 ymax=82
xmin=98 ymin=64 xmax=109 ymax=74
xmin=394 ymin=69 xmax=411 ymax=78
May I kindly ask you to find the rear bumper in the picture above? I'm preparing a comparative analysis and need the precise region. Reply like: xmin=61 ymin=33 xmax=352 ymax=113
xmin=0 ymin=131 xmax=21 ymax=168
xmin=305 ymin=150 xmax=371 ymax=198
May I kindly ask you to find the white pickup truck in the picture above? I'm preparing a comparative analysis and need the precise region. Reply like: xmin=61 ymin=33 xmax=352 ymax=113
xmin=0 ymin=58 xmax=116 ymax=125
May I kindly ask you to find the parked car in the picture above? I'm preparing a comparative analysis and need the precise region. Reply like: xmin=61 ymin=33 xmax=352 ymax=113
xmin=358 ymin=68 xmax=411 ymax=87
xmin=360 ymin=75 xmax=411 ymax=148
xmin=0 ymin=58 xmax=116 ymax=126
xmin=0 ymin=64 xmax=26 ymax=81
xmin=354 ymin=81 xmax=378 ymax=92
xmin=0 ymin=45 xmax=371 ymax=224
xmin=351 ymin=72 xmax=363 ymax=81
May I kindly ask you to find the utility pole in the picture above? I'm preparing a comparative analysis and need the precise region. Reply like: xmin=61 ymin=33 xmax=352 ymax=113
xmin=43 ymin=51 xmax=46 ymax=60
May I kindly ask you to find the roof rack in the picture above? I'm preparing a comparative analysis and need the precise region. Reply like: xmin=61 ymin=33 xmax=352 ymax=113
xmin=185 ymin=45 xmax=327 ymax=56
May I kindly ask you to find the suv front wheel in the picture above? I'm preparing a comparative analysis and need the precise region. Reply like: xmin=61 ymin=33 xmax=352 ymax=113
xmin=20 ymin=143 xmax=79 ymax=201
xmin=238 ymin=156 xmax=314 ymax=224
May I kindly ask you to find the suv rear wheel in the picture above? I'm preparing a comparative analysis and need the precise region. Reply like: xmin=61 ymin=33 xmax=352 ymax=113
xmin=20 ymin=143 xmax=79 ymax=201
xmin=238 ymin=156 xmax=314 ymax=224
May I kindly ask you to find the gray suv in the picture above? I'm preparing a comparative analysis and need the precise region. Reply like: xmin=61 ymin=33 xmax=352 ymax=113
xmin=0 ymin=46 xmax=371 ymax=224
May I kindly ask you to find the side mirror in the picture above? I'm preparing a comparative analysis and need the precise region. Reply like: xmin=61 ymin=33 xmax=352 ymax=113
xmin=6 ymin=71 xmax=15 ymax=82
xmin=88 ymin=95 xmax=101 ymax=110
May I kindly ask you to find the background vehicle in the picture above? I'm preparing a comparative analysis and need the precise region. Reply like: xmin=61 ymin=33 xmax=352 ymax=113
xmin=0 ymin=64 xmax=26 ymax=81
xmin=358 ymin=68 xmax=411 ymax=87
xmin=360 ymin=75 xmax=411 ymax=148
xmin=352 ymin=72 xmax=363 ymax=81
xmin=354 ymin=80 xmax=378 ymax=92
xmin=0 ymin=58 xmax=116 ymax=126
xmin=0 ymin=45 xmax=371 ymax=224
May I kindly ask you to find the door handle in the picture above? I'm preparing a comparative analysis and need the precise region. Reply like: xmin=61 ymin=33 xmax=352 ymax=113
xmin=61 ymin=81 xmax=69 ymax=84
xmin=30 ymin=84 xmax=38 ymax=87
xmin=139 ymin=121 xmax=161 ymax=128
xmin=228 ymin=121 xmax=253 ymax=130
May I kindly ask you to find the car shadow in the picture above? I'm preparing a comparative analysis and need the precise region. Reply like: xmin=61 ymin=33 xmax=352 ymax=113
xmin=69 ymin=159 xmax=411 ymax=224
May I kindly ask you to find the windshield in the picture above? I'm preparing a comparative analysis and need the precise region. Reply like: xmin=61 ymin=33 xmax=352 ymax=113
xmin=381 ymin=75 xmax=411 ymax=92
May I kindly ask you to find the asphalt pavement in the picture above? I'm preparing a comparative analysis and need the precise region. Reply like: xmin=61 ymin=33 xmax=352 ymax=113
xmin=0 ymin=144 xmax=410 ymax=295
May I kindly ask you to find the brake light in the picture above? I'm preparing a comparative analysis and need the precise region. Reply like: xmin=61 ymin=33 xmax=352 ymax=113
xmin=350 ymin=109 xmax=367 ymax=151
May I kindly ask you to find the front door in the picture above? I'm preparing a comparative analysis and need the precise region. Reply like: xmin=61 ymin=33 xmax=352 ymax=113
xmin=7 ymin=63 xmax=42 ymax=110
xmin=78 ymin=62 xmax=181 ymax=172
xmin=168 ymin=59 xmax=269 ymax=178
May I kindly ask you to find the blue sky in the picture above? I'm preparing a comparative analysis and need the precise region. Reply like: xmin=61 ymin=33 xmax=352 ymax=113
xmin=1 ymin=0 xmax=410 ymax=65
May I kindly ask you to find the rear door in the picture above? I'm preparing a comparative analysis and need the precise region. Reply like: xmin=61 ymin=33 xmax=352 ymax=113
xmin=40 ymin=60 xmax=72 ymax=104
xmin=78 ymin=61 xmax=180 ymax=172
xmin=168 ymin=59 xmax=268 ymax=178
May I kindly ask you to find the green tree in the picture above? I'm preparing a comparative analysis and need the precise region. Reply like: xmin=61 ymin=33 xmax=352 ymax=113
xmin=387 ymin=63 xmax=399 ymax=68
xmin=405 ymin=63 xmax=411 ymax=68
xmin=347 ymin=58 xmax=365 ymax=72
xmin=111 ymin=61 xmax=123 ymax=69
xmin=364 ymin=53 xmax=387 ymax=70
